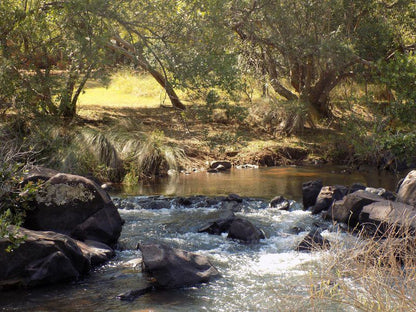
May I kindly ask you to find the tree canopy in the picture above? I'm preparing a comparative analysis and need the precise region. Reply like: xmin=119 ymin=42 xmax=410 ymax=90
xmin=0 ymin=0 xmax=414 ymax=125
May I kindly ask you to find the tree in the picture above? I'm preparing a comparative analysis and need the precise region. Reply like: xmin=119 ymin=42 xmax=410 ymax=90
xmin=229 ymin=0 xmax=398 ymax=126
xmin=102 ymin=0 xmax=241 ymax=109
xmin=0 ymin=0 xmax=111 ymax=120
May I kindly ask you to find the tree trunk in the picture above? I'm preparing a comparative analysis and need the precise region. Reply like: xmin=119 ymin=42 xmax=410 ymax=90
xmin=59 ymin=66 xmax=77 ymax=119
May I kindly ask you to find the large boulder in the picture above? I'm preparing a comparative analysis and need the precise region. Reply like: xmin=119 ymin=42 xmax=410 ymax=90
xmin=359 ymin=200 xmax=416 ymax=234
xmin=138 ymin=243 xmax=220 ymax=289
xmin=227 ymin=218 xmax=265 ymax=243
xmin=311 ymin=185 xmax=347 ymax=215
xmin=0 ymin=227 xmax=113 ymax=289
xmin=324 ymin=190 xmax=384 ymax=226
xmin=397 ymin=170 xmax=416 ymax=206
xmin=302 ymin=180 xmax=323 ymax=209
xmin=23 ymin=173 xmax=123 ymax=246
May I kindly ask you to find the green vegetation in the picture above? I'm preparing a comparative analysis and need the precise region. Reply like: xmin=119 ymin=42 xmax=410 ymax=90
xmin=1 ymin=3 xmax=415 ymax=308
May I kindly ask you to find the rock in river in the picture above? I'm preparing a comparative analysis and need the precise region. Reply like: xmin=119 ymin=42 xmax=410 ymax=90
xmin=302 ymin=180 xmax=323 ymax=210
xmin=0 ymin=227 xmax=114 ymax=289
xmin=227 ymin=218 xmax=266 ymax=243
xmin=397 ymin=170 xmax=416 ymax=206
xmin=23 ymin=172 xmax=123 ymax=247
xmin=138 ymin=243 xmax=220 ymax=289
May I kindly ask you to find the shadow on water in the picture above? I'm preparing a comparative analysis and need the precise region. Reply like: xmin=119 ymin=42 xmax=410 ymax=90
xmin=115 ymin=165 xmax=404 ymax=201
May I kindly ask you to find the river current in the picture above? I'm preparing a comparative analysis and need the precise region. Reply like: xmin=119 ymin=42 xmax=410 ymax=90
xmin=0 ymin=166 xmax=403 ymax=311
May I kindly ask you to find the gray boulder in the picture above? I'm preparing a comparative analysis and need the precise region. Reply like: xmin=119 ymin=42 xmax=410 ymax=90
xmin=138 ymin=243 xmax=220 ymax=289
xmin=324 ymin=190 xmax=384 ymax=226
xmin=198 ymin=210 xmax=235 ymax=235
xmin=359 ymin=200 xmax=416 ymax=234
xmin=0 ymin=227 xmax=114 ymax=289
xmin=397 ymin=170 xmax=416 ymax=206
xmin=297 ymin=230 xmax=330 ymax=252
xmin=23 ymin=173 xmax=123 ymax=246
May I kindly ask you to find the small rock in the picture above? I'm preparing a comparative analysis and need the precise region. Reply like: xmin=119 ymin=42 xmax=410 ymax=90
xmin=297 ymin=230 xmax=330 ymax=252
xmin=269 ymin=196 xmax=290 ymax=210
xmin=210 ymin=161 xmax=232 ymax=170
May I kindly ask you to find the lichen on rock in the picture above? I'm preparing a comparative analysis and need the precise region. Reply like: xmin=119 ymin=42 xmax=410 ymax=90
xmin=36 ymin=183 xmax=95 ymax=206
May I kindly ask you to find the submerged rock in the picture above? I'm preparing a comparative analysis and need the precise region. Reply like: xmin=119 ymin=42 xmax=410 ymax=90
xmin=23 ymin=172 xmax=123 ymax=247
xmin=116 ymin=286 xmax=154 ymax=301
xmin=138 ymin=243 xmax=220 ymax=289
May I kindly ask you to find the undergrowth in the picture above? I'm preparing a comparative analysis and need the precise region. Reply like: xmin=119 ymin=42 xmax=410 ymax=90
xmin=0 ymin=115 xmax=188 ymax=185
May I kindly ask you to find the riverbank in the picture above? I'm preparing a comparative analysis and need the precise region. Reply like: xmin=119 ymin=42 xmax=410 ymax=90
xmin=0 ymin=72 xmax=412 ymax=186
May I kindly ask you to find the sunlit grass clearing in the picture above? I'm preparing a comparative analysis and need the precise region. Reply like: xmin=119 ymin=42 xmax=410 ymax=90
xmin=78 ymin=72 xmax=166 ymax=110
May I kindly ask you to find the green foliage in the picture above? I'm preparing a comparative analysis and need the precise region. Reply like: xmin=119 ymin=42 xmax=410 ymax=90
xmin=0 ymin=0 xmax=112 ymax=119
xmin=0 ymin=162 xmax=39 ymax=252
xmin=192 ymin=90 xmax=248 ymax=123
xmin=380 ymin=132 xmax=416 ymax=167
xmin=378 ymin=53 xmax=416 ymax=127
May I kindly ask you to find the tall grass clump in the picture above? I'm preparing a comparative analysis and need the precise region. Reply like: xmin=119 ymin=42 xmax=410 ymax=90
xmin=76 ymin=129 xmax=124 ymax=182
xmin=122 ymin=130 xmax=187 ymax=185
xmin=310 ymin=223 xmax=416 ymax=311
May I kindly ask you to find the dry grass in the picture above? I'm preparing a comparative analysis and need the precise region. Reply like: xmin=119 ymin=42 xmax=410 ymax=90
xmin=309 ymin=223 xmax=416 ymax=311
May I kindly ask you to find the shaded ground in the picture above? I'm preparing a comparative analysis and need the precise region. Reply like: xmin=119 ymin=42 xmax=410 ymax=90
xmin=76 ymin=101 xmax=339 ymax=169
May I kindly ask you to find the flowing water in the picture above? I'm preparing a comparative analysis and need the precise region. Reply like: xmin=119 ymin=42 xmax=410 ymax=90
xmin=0 ymin=166 xmax=403 ymax=311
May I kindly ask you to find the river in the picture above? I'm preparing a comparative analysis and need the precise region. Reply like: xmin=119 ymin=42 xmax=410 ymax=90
xmin=0 ymin=166 xmax=404 ymax=311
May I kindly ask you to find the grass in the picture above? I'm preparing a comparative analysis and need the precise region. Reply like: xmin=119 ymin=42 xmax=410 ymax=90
xmin=307 ymin=223 xmax=416 ymax=312
xmin=79 ymin=71 xmax=163 ymax=108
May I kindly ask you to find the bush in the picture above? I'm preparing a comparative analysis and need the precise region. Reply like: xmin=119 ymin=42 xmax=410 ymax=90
xmin=123 ymin=130 xmax=187 ymax=185
xmin=0 ymin=162 xmax=39 ymax=252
